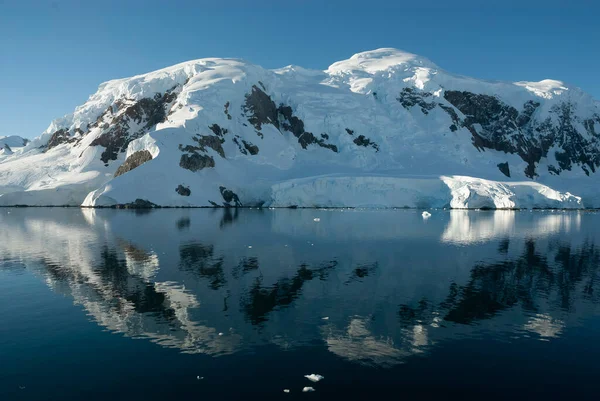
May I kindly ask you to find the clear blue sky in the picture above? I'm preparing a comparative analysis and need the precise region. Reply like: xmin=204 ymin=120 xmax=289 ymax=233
xmin=1 ymin=0 xmax=598 ymax=138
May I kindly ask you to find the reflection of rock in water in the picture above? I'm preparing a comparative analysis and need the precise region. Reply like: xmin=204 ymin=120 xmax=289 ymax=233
xmin=37 ymin=241 xmax=239 ymax=356
xmin=176 ymin=217 xmax=191 ymax=230
xmin=242 ymin=261 xmax=337 ymax=325
xmin=179 ymin=243 xmax=226 ymax=290
xmin=220 ymin=208 xmax=239 ymax=229
xmin=397 ymin=239 xmax=600 ymax=328
xmin=345 ymin=262 xmax=378 ymax=284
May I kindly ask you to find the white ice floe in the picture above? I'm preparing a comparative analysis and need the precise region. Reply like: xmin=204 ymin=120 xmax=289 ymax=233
xmin=422 ymin=211 xmax=432 ymax=219
xmin=304 ymin=374 xmax=324 ymax=383
xmin=302 ymin=387 xmax=315 ymax=393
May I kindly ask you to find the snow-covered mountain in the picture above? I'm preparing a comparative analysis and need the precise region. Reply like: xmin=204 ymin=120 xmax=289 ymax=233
xmin=0 ymin=48 xmax=598 ymax=208
xmin=0 ymin=135 xmax=28 ymax=157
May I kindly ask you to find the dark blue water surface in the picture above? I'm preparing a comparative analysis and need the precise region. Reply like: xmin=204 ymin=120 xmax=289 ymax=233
xmin=2 ymin=208 xmax=600 ymax=400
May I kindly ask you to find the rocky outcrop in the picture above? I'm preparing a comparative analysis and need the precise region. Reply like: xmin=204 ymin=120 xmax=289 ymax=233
xmin=396 ymin=87 xmax=600 ymax=179
xmin=243 ymin=85 xmax=279 ymax=131
xmin=114 ymin=199 xmax=158 ymax=209
xmin=47 ymin=128 xmax=77 ymax=149
xmin=176 ymin=185 xmax=191 ymax=196
xmin=497 ymin=162 xmax=511 ymax=178
xmin=114 ymin=150 xmax=153 ymax=177
xmin=353 ymin=134 xmax=379 ymax=152
xmin=243 ymin=85 xmax=338 ymax=153
xmin=219 ymin=186 xmax=242 ymax=207
xmin=397 ymin=88 xmax=436 ymax=115
xmin=179 ymin=153 xmax=215 ymax=172
xmin=90 ymin=87 xmax=179 ymax=164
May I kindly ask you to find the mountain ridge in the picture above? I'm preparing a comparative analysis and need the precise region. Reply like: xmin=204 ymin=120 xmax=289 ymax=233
xmin=0 ymin=48 xmax=598 ymax=209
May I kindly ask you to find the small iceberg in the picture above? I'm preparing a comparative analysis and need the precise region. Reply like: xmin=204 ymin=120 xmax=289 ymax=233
xmin=313 ymin=218 xmax=320 ymax=222
xmin=283 ymin=389 xmax=290 ymax=393
xmin=304 ymin=374 xmax=324 ymax=382
xmin=422 ymin=211 xmax=431 ymax=219
xmin=303 ymin=387 xmax=315 ymax=393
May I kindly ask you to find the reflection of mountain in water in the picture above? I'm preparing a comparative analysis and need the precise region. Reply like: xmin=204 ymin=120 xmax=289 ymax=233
xmin=1 ymin=208 xmax=600 ymax=367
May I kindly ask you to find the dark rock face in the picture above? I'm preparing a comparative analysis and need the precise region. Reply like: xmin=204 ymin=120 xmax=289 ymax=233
xmin=224 ymin=102 xmax=232 ymax=120
xmin=3 ymin=144 xmax=11 ymax=153
xmin=179 ymin=153 xmax=215 ymax=172
xmin=179 ymin=243 xmax=225 ymax=290
xmin=243 ymin=85 xmax=338 ymax=153
xmin=47 ymin=129 xmax=77 ymax=149
xmin=178 ymin=125 xmax=225 ymax=172
xmin=244 ymin=85 xmax=279 ymax=131
xmin=90 ymin=87 xmax=179 ymax=164
xmin=114 ymin=150 xmax=153 ymax=177
xmin=443 ymin=91 xmax=600 ymax=178
xmin=243 ymin=140 xmax=259 ymax=155
xmin=192 ymin=135 xmax=225 ymax=158
xmin=176 ymin=185 xmax=191 ymax=196
xmin=397 ymin=88 xmax=436 ymax=115
xmin=115 ymin=199 xmax=157 ymax=209
xmin=498 ymin=162 xmax=511 ymax=178
xmin=353 ymin=134 xmax=379 ymax=152
xmin=399 ymin=86 xmax=600 ymax=178
xmin=208 ymin=124 xmax=228 ymax=138
xmin=219 ymin=186 xmax=242 ymax=207
xmin=277 ymin=105 xmax=338 ymax=152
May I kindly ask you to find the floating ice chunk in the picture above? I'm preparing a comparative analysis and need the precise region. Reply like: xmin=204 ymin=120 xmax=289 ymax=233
xmin=196 ymin=376 xmax=204 ymax=380
xmin=322 ymin=317 xmax=329 ymax=320
xmin=248 ymin=246 xmax=252 ymax=249
xmin=422 ymin=211 xmax=431 ymax=219
xmin=283 ymin=389 xmax=290 ymax=393
xmin=304 ymin=374 xmax=324 ymax=382
xmin=218 ymin=332 xmax=224 ymax=336
xmin=303 ymin=387 xmax=315 ymax=392
xmin=313 ymin=218 xmax=321 ymax=222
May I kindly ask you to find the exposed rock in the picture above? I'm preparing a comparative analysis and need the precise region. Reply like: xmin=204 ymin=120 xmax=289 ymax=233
xmin=353 ymin=134 xmax=379 ymax=152
xmin=219 ymin=186 xmax=242 ymax=207
xmin=179 ymin=153 xmax=215 ymax=172
xmin=176 ymin=185 xmax=191 ymax=196
xmin=115 ymin=199 xmax=157 ymax=209
xmin=47 ymin=128 xmax=76 ymax=149
xmin=243 ymin=85 xmax=337 ymax=152
xmin=208 ymin=124 xmax=228 ymax=137
xmin=497 ymin=162 xmax=511 ymax=178
xmin=114 ymin=150 xmax=153 ymax=177
xmin=192 ymin=135 xmax=225 ymax=158
xmin=90 ymin=87 xmax=179 ymax=164
xmin=278 ymin=104 xmax=338 ymax=152
xmin=397 ymin=88 xmax=436 ymax=115
xmin=243 ymin=85 xmax=279 ymax=131
xmin=242 ymin=140 xmax=259 ymax=155
xmin=224 ymin=102 xmax=232 ymax=120
xmin=345 ymin=128 xmax=354 ymax=136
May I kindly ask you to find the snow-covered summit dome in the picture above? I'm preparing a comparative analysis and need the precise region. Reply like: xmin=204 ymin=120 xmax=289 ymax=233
xmin=326 ymin=48 xmax=436 ymax=75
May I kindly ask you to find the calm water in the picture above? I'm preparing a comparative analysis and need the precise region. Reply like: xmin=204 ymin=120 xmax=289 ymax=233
xmin=1 ymin=208 xmax=600 ymax=400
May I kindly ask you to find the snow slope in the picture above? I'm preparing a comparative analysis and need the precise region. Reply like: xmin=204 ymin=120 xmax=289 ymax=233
xmin=0 ymin=49 xmax=598 ymax=208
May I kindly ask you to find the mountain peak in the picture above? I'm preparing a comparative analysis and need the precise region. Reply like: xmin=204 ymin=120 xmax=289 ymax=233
xmin=327 ymin=48 xmax=435 ymax=74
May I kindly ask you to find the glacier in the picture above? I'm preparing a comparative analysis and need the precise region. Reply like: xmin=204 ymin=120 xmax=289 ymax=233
xmin=0 ymin=48 xmax=598 ymax=208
